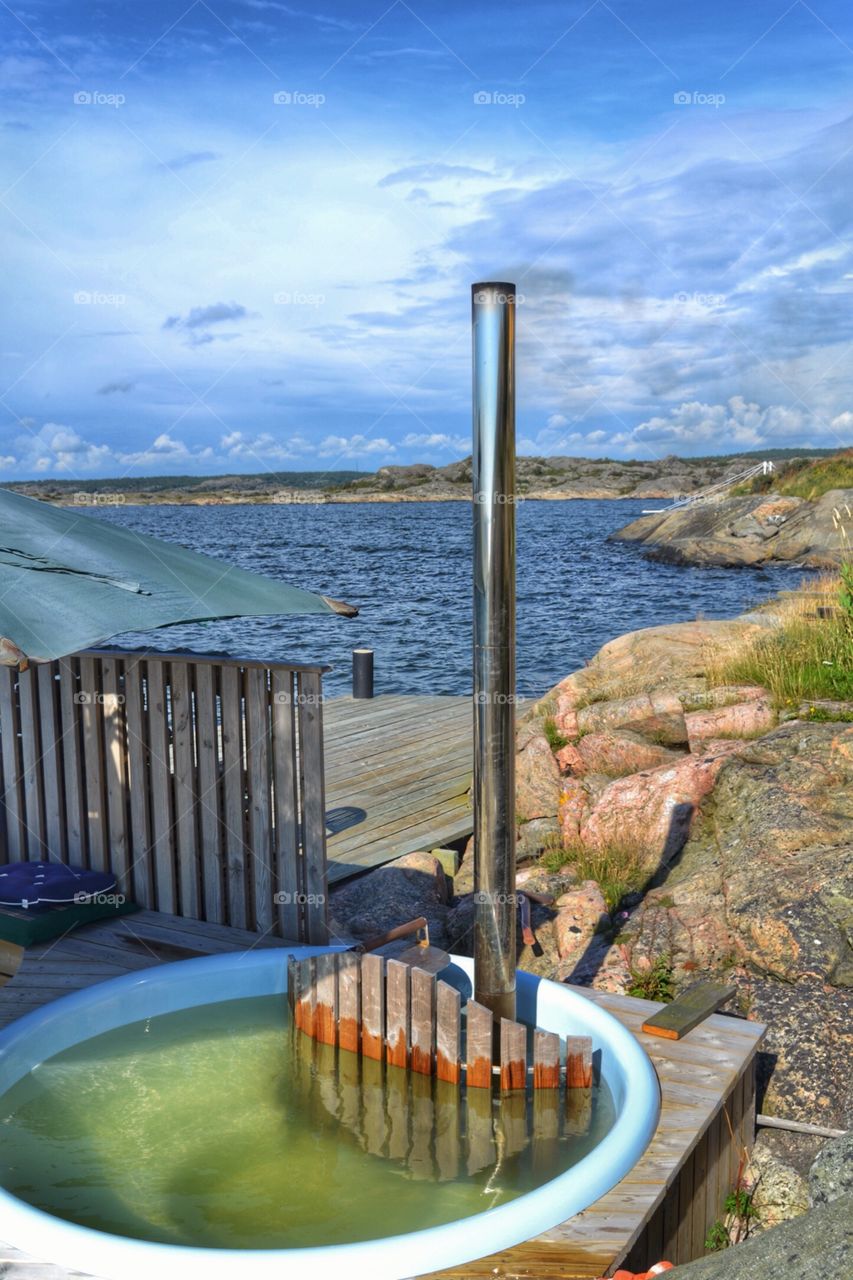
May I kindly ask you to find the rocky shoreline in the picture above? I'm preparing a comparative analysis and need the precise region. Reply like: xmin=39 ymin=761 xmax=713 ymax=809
xmin=611 ymin=488 xmax=852 ymax=568
xmin=328 ymin=597 xmax=851 ymax=1263
xmin=9 ymin=451 xmax=826 ymax=507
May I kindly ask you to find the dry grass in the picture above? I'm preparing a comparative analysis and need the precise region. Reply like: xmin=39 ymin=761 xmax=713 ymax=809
xmin=564 ymin=840 xmax=649 ymax=912
xmin=704 ymin=573 xmax=853 ymax=705
xmin=732 ymin=450 xmax=853 ymax=500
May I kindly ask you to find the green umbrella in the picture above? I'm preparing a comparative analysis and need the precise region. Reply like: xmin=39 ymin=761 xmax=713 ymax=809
xmin=0 ymin=488 xmax=357 ymax=666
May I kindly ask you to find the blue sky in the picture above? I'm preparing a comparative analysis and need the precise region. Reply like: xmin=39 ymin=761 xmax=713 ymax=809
xmin=1 ymin=0 xmax=852 ymax=479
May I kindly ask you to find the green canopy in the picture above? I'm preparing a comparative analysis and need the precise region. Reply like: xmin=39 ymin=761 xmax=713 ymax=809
xmin=0 ymin=488 xmax=357 ymax=665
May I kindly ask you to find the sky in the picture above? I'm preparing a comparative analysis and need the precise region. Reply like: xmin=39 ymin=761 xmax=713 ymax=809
xmin=1 ymin=0 xmax=852 ymax=480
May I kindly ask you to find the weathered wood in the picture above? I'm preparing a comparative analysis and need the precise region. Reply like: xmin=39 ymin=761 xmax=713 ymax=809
xmin=410 ymin=966 xmax=436 ymax=1075
xmin=297 ymin=671 xmax=328 ymax=944
xmin=500 ymin=1018 xmax=527 ymax=1092
xmin=271 ymin=669 xmax=299 ymax=940
xmin=78 ymin=656 xmax=106 ymax=871
xmin=436 ymin=980 xmax=462 ymax=1084
xmin=17 ymin=667 xmax=45 ymax=857
xmin=641 ymin=982 xmax=735 ymax=1040
xmin=123 ymin=661 xmax=154 ymax=908
xmin=533 ymin=1027 xmax=561 ymax=1089
xmin=99 ymin=657 xmax=130 ymax=888
xmin=465 ymin=999 xmax=493 ymax=1089
xmin=193 ymin=662 xmax=223 ymax=923
xmin=385 ymin=957 xmax=410 ymax=1070
xmin=313 ymin=951 xmax=337 ymax=1046
xmin=219 ymin=664 xmax=247 ymax=930
xmin=35 ymin=663 xmax=64 ymax=860
xmin=360 ymin=952 xmax=385 ymax=1061
xmin=145 ymin=659 xmax=177 ymax=914
xmin=0 ymin=667 xmax=25 ymax=860
xmin=566 ymin=1034 xmax=593 ymax=1088
xmin=336 ymin=950 xmax=361 ymax=1053
xmin=57 ymin=657 xmax=85 ymax=864
xmin=170 ymin=662 xmax=200 ymax=920
xmin=244 ymin=666 xmax=273 ymax=933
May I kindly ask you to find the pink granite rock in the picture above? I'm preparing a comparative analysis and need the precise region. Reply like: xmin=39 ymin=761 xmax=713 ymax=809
xmin=576 ymin=690 xmax=687 ymax=745
xmin=516 ymin=732 xmax=561 ymax=821
xmin=572 ymin=729 xmax=682 ymax=777
xmin=579 ymin=750 xmax=731 ymax=870
xmin=685 ymin=698 xmax=776 ymax=750
xmin=553 ymin=880 xmax=610 ymax=960
xmin=558 ymin=779 xmax=590 ymax=845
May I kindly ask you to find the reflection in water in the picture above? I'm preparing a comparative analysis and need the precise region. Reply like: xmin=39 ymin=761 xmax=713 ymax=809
xmin=0 ymin=996 xmax=612 ymax=1248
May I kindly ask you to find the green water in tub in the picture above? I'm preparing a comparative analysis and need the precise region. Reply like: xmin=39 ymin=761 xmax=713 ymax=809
xmin=0 ymin=996 xmax=614 ymax=1247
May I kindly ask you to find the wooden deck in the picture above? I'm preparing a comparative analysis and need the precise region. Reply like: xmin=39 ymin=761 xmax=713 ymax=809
xmin=0 ymin=912 xmax=764 ymax=1279
xmin=323 ymin=695 xmax=473 ymax=883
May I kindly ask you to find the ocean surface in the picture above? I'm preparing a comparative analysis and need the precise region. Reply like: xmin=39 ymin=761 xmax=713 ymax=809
xmin=92 ymin=500 xmax=807 ymax=699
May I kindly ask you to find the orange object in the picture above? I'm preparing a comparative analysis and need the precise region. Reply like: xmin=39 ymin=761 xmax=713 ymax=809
xmin=604 ymin=1265 xmax=673 ymax=1280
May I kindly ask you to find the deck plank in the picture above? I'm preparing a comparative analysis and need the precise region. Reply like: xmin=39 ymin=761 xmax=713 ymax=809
xmin=323 ymin=695 xmax=473 ymax=881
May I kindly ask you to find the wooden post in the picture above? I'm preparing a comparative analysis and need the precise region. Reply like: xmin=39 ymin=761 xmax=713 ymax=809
xmin=385 ymin=958 xmax=410 ymax=1070
xmin=466 ymin=999 xmax=493 ymax=1088
xmin=566 ymin=1035 xmax=593 ymax=1088
xmin=337 ymin=951 xmax=361 ymax=1053
xmin=436 ymin=981 xmax=462 ymax=1084
xmin=533 ymin=1028 xmax=561 ymax=1089
xmin=500 ymin=1018 xmax=527 ymax=1091
xmin=410 ymin=966 xmax=436 ymax=1075
xmin=361 ymin=952 xmax=385 ymax=1061
xmin=314 ymin=951 xmax=337 ymax=1046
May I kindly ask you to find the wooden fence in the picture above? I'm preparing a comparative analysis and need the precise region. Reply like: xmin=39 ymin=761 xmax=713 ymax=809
xmin=288 ymin=951 xmax=594 ymax=1091
xmin=0 ymin=648 xmax=330 ymax=943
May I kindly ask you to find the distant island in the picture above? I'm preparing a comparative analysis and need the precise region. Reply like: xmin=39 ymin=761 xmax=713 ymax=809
xmin=5 ymin=448 xmax=844 ymax=506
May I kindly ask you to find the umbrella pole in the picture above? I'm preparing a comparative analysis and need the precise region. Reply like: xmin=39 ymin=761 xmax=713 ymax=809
xmin=471 ymin=282 xmax=517 ymax=1022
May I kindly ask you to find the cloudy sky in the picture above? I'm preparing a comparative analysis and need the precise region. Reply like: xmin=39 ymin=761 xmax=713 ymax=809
xmin=1 ymin=0 xmax=852 ymax=480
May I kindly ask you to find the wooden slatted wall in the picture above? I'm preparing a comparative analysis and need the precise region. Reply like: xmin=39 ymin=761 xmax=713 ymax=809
xmin=0 ymin=649 xmax=329 ymax=943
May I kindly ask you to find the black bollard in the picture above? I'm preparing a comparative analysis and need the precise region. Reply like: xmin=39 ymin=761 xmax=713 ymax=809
xmin=352 ymin=648 xmax=374 ymax=699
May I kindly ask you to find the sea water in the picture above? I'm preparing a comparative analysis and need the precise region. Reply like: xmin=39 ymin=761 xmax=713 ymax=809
xmin=0 ymin=996 xmax=614 ymax=1248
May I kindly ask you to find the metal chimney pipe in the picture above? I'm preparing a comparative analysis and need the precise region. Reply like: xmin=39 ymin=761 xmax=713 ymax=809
xmin=471 ymin=281 xmax=517 ymax=1022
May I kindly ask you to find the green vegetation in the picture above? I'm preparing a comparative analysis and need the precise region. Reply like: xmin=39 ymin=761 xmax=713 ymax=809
xmin=803 ymin=704 xmax=853 ymax=723
xmin=627 ymin=952 xmax=676 ymax=1003
xmin=538 ymin=840 xmax=568 ymax=874
xmin=704 ymin=1187 xmax=759 ymax=1251
xmin=568 ymin=841 xmax=647 ymax=913
xmin=732 ymin=449 xmax=853 ymax=500
xmin=706 ymin=574 xmax=853 ymax=704
xmin=543 ymin=716 xmax=568 ymax=752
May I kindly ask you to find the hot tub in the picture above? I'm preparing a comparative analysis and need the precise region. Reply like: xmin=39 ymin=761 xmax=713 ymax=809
xmin=0 ymin=949 xmax=659 ymax=1280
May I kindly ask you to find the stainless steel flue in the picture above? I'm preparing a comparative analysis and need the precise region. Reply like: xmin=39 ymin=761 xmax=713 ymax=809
xmin=471 ymin=281 xmax=517 ymax=1022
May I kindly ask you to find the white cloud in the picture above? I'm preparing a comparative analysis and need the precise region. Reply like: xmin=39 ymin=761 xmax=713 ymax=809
xmin=318 ymin=434 xmax=396 ymax=459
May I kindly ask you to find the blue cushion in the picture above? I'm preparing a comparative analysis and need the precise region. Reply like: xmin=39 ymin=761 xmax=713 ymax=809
xmin=0 ymin=862 xmax=117 ymax=911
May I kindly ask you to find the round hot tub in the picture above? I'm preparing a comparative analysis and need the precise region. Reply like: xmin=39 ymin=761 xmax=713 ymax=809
xmin=0 ymin=950 xmax=659 ymax=1280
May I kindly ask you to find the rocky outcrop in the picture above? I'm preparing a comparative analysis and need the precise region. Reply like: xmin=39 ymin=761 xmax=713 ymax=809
xmin=329 ymin=851 xmax=451 ymax=949
xmin=611 ymin=488 xmax=851 ymax=568
xmin=809 ymin=1132 xmax=853 ymax=1207
xmin=668 ymin=1193 xmax=852 ymax=1279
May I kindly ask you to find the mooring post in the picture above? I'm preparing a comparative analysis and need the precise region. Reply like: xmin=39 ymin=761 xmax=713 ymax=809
xmin=352 ymin=647 xmax=374 ymax=698
xmin=471 ymin=281 xmax=517 ymax=1023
